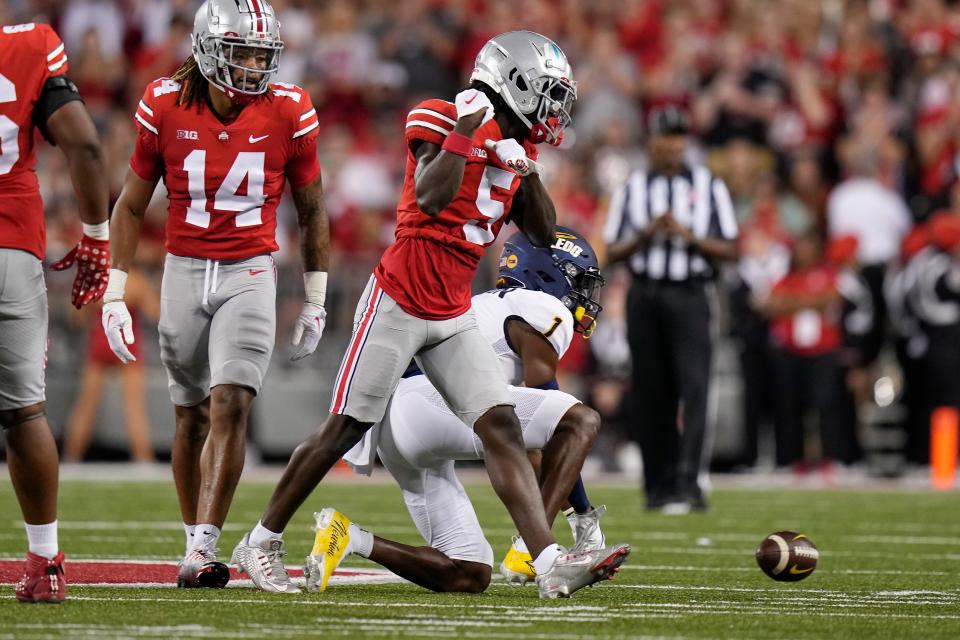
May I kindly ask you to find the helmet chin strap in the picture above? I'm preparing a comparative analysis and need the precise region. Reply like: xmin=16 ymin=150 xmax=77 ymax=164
xmin=528 ymin=119 xmax=563 ymax=146
xmin=209 ymin=73 xmax=258 ymax=105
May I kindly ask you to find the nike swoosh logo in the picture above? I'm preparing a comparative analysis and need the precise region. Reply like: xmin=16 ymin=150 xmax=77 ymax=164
xmin=789 ymin=565 xmax=814 ymax=575
xmin=248 ymin=269 xmax=268 ymax=276
xmin=464 ymin=93 xmax=477 ymax=104
xmin=249 ymin=134 xmax=270 ymax=143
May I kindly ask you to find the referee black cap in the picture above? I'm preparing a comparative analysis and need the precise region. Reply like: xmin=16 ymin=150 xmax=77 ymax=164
xmin=647 ymin=105 xmax=690 ymax=136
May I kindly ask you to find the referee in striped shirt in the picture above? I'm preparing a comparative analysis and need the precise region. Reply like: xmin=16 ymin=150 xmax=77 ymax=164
xmin=604 ymin=106 xmax=739 ymax=512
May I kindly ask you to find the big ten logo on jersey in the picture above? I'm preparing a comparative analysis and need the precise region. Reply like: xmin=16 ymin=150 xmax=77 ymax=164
xmin=177 ymin=130 xmax=199 ymax=141
xmin=552 ymin=232 xmax=583 ymax=257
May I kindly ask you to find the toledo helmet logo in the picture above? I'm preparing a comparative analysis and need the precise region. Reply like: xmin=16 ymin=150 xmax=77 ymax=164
xmin=506 ymin=255 xmax=519 ymax=269
xmin=551 ymin=236 xmax=583 ymax=257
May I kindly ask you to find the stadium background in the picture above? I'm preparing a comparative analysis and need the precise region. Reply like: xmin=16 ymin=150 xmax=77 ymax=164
xmin=1 ymin=0 xmax=957 ymax=478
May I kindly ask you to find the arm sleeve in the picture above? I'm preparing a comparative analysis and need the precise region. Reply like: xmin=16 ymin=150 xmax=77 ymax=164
xmin=40 ymin=24 xmax=69 ymax=81
xmin=129 ymin=127 xmax=163 ymax=183
xmin=286 ymin=91 xmax=321 ymax=189
xmin=286 ymin=134 xmax=321 ymax=189
xmin=404 ymin=100 xmax=455 ymax=152
xmin=516 ymin=291 xmax=575 ymax=357
xmin=33 ymin=75 xmax=83 ymax=143
xmin=129 ymin=83 xmax=163 ymax=181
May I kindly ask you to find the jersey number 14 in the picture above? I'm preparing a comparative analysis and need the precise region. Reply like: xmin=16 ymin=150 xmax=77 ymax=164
xmin=183 ymin=150 xmax=266 ymax=228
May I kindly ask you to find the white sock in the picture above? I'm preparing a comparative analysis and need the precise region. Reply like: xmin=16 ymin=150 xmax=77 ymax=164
xmin=248 ymin=520 xmax=282 ymax=548
xmin=532 ymin=544 xmax=564 ymax=576
xmin=513 ymin=536 xmax=529 ymax=553
xmin=191 ymin=524 xmax=221 ymax=552
xmin=348 ymin=523 xmax=374 ymax=558
xmin=25 ymin=521 xmax=58 ymax=559
xmin=183 ymin=523 xmax=196 ymax=553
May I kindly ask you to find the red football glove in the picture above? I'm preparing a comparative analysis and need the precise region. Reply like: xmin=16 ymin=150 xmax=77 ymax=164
xmin=50 ymin=235 xmax=110 ymax=309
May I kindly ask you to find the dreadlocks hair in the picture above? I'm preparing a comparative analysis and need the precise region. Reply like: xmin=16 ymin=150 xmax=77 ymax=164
xmin=170 ymin=56 xmax=209 ymax=110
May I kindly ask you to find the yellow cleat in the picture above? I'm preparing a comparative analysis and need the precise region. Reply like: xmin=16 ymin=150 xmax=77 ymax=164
xmin=304 ymin=507 xmax=352 ymax=593
xmin=500 ymin=537 xmax=536 ymax=585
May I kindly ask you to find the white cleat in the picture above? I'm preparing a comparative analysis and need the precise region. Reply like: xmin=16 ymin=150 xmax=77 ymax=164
xmin=536 ymin=544 xmax=631 ymax=599
xmin=566 ymin=505 xmax=606 ymax=552
xmin=231 ymin=533 xmax=300 ymax=593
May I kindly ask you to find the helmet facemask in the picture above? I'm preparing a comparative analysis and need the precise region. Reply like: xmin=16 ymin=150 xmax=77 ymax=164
xmin=528 ymin=75 xmax=576 ymax=146
xmin=195 ymin=33 xmax=283 ymax=99
xmin=557 ymin=261 xmax=604 ymax=338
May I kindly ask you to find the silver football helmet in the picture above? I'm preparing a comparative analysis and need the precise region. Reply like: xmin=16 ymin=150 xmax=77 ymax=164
xmin=192 ymin=0 xmax=283 ymax=100
xmin=470 ymin=31 xmax=576 ymax=146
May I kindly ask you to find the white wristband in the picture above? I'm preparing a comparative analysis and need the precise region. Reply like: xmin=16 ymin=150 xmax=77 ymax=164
xmin=82 ymin=221 xmax=109 ymax=241
xmin=103 ymin=269 xmax=127 ymax=304
xmin=304 ymin=271 xmax=327 ymax=306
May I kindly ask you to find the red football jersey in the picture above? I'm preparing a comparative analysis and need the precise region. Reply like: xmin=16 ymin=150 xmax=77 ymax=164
xmin=130 ymin=78 xmax=321 ymax=260
xmin=769 ymin=266 xmax=843 ymax=355
xmin=0 ymin=23 xmax=70 ymax=260
xmin=375 ymin=98 xmax=537 ymax=320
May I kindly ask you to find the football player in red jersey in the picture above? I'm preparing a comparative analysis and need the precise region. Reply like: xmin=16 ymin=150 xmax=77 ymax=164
xmin=0 ymin=22 xmax=111 ymax=602
xmin=104 ymin=0 xmax=330 ymax=588
xmin=234 ymin=31 xmax=628 ymax=599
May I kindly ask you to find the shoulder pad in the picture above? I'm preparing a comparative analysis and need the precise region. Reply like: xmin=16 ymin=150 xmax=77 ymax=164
xmin=405 ymin=99 xmax=456 ymax=145
xmin=502 ymin=289 xmax=575 ymax=358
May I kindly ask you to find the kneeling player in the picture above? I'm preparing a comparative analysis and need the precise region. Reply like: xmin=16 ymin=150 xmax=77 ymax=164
xmin=236 ymin=228 xmax=628 ymax=598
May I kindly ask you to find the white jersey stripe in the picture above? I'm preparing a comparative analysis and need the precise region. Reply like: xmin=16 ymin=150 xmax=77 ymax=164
xmin=405 ymin=120 xmax=451 ymax=136
xmin=46 ymin=43 xmax=65 ymax=61
xmin=292 ymin=121 xmax=319 ymax=139
xmin=299 ymin=108 xmax=316 ymax=121
xmin=408 ymin=108 xmax=456 ymax=126
xmin=47 ymin=56 xmax=67 ymax=73
xmin=135 ymin=113 xmax=158 ymax=135
xmin=138 ymin=100 xmax=154 ymax=117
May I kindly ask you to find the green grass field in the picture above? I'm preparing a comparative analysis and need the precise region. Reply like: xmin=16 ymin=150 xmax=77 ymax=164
xmin=1 ymin=475 xmax=959 ymax=639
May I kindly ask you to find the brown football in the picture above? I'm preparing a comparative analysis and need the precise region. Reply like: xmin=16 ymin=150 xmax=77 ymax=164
xmin=755 ymin=531 xmax=819 ymax=581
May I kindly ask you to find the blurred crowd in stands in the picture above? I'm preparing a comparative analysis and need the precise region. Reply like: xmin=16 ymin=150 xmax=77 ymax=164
xmin=5 ymin=0 xmax=960 ymax=476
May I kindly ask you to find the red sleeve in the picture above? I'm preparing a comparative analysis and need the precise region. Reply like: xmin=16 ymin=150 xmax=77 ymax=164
xmin=286 ymin=134 xmax=321 ymax=189
xmin=39 ymin=24 xmax=68 ymax=81
xmin=129 ymin=127 xmax=163 ymax=183
xmin=128 ymin=81 xmax=166 ymax=181
xmin=404 ymin=99 xmax=456 ymax=152
xmin=285 ymin=88 xmax=321 ymax=188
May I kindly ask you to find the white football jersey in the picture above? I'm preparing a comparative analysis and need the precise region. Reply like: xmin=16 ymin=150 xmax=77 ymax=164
xmin=472 ymin=288 xmax=575 ymax=386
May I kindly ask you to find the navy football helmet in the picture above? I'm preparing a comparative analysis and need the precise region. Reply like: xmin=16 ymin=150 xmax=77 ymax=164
xmin=497 ymin=226 xmax=605 ymax=337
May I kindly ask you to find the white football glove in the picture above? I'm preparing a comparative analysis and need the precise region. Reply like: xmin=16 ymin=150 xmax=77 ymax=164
xmin=101 ymin=300 xmax=136 ymax=364
xmin=454 ymin=88 xmax=494 ymax=125
xmin=483 ymin=138 xmax=543 ymax=176
xmin=291 ymin=302 xmax=326 ymax=361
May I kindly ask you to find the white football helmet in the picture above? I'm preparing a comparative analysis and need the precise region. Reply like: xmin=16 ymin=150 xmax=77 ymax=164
xmin=470 ymin=31 xmax=576 ymax=146
xmin=192 ymin=0 xmax=283 ymax=100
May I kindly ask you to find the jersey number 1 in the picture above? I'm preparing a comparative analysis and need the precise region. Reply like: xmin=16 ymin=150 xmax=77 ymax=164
xmin=0 ymin=73 xmax=19 ymax=175
xmin=183 ymin=150 xmax=266 ymax=228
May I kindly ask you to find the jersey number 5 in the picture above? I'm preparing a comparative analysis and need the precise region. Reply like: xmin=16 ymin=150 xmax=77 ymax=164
xmin=0 ymin=73 xmax=19 ymax=176
xmin=463 ymin=165 xmax=516 ymax=245
xmin=183 ymin=150 xmax=266 ymax=228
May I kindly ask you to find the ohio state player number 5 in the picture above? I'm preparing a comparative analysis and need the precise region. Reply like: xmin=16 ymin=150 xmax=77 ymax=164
xmin=183 ymin=150 xmax=266 ymax=228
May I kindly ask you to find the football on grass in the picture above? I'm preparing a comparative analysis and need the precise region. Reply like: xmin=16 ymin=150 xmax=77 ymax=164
xmin=755 ymin=531 xmax=819 ymax=581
